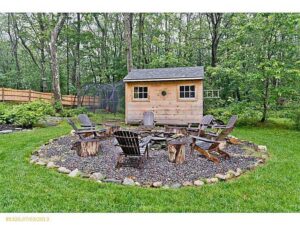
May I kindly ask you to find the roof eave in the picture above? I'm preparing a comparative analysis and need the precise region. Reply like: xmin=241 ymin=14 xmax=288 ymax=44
xmin=123 ymin=77 xmax=204 ymax=82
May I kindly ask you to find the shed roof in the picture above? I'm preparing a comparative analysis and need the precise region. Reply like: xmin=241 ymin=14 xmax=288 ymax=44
xmin=123 ymin=66 xmax=204 ymax=82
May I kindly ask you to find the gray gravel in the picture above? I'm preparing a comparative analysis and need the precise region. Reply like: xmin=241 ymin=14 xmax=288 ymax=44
xmin=38 ymin=135 xmax=260 ymax=185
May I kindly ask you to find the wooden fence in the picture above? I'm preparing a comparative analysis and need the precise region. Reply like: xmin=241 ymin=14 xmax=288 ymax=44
xmin=0 ymin=87 xmax=100 ymax=106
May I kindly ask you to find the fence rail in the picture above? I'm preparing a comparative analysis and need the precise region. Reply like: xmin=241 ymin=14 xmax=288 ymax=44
xmin=0 ymin=87 xmax=100 ymax=106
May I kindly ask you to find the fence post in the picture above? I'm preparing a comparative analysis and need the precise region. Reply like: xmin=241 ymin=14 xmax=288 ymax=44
xmin=28 ymin=89 xmax=32 ymax=102
xmin=1 ymin=88 xmax=4 ymax=102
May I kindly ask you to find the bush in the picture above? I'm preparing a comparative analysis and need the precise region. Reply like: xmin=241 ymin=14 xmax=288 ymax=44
xmin=59 ymin=107 xmax=88 ymax=117
xmin=206 ymin=102 xmax=262 ymax=126
xmin=1 ymin=100 xmax=55 ymax=128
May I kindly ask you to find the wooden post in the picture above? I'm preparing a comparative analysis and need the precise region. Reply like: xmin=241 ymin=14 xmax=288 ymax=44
xmin=1 ymin=88 xmax=4 ymax=102
xmin=28 ymin=89 xmax=32 ymax=102
xmin=168 ymin=141 xmax=186 ymax=164
xmin=72 ymin=139 xmax=101 ymax=157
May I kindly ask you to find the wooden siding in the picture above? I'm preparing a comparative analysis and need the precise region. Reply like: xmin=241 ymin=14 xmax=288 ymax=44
xmin=125 ymin=80 xmax=203 ymax=125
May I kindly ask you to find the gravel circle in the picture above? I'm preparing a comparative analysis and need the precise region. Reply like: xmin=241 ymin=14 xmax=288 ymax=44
xmin=37 ymin=135 xmax=262 ymax=185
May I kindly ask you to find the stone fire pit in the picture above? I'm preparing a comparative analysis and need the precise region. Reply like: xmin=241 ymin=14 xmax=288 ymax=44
xmin=31 ymin=134 xmax=268 ymax=188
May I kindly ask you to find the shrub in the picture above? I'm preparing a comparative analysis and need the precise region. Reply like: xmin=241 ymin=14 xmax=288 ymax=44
xmin=206 ymin=102 xmax=262 ymax=126
xmin=1 ymin=100 xmax=55 ymax=128
xmin=59 ymin=107 xmax=88 ymax=117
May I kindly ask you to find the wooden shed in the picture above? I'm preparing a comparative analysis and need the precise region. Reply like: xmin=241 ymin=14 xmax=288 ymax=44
xmin=123 ymin=66 xmax=204 ymax=125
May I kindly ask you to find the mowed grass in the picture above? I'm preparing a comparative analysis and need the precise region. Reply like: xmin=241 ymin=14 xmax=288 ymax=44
xmin=0 ymin=120 xmax=299 ymax=212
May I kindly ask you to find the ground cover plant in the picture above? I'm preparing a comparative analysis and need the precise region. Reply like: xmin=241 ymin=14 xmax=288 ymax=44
xmin=0 ymin=117 xmax=299 ymax=212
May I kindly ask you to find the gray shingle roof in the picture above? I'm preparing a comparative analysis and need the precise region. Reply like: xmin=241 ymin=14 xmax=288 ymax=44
xmin=123 ymin=66 xmax=204 ymax=82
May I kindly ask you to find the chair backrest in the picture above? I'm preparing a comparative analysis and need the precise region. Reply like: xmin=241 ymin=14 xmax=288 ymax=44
xmin=78 ymin=114 xmax=93 ymax=127
xmin=114 ymin=130 xmax=141 ymax=156
xmin=143 ymin=111 xmax=155 ymax=127
xmin=226 ymin=115 xmax=238 ymax=128
xmin=66 ymin=118 xmax=78 ymax=131
xmin=198 ymin=115 xmax=214 ymax=136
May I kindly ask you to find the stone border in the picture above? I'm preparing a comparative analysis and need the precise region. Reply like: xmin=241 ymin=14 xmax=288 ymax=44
xmin=30 ymin=135 xmax=269 ymax=189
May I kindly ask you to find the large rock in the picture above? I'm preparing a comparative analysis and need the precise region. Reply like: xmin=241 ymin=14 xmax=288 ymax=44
xmin=58 ymin=167 xmax=71 ymax=174
xmin=182 ymin=181 xmax=193 ymax=187
xmin=123 ymin=177 xmax=135 ymax=186
xmin=36 ymin=160 xmax=46 ymax=166
xmin=69 ymin=169 xmax=81 ymax=177
xmin=257 ymin=145 xmax=267 ymax=152
xmin=194 ymin=180 xmax=204 ymax=186
xmin=0 ymin=130 xmax=13 ymax=134
xmin=152 ymin=181 xmax=163 ymax=188
xmin=90 ymin=172 xmax=106 ymax=181
xmin=103 ymin=178 xmax=122 ymax=184
xmin=170 ymin=183 xmax=182 ymax=189
xmin=30 ymin=155 xmax=39 ymax=164
xmin=47 ymin=161 xmax=58 ymax=169
xmin=215 ymin=174 xmax=227 ymax=181
xmin=206 ymin=178 xmax=218 ymax=184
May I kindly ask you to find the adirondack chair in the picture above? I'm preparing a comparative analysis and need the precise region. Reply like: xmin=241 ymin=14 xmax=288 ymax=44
xmin=67 ymin=118 xmax=106 ymax=140
xmin=140 ymin=111 xmax=156 ymax=128
xmin=78 ymin=114 xmax=96 ymax=129
xmin=212 ymin=115 xmax=238 ymax=131
xmin=187 ymin=115 xmax=214 ymax=136
xmin=190 ymin=125 xmax=234 ymax=163
xmin=114 ymin=130 xmax=151 ymax=168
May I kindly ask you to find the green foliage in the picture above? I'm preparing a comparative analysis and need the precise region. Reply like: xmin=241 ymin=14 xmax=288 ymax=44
xmin=1 ymin=100 xmax=55 ymax=128
xmin=53 ymin=101 xmax=63 ymax=113
xmin=207 ymin=102 xmax=263 ymax=126
xmin=59 ymin=107 xmax=88 ymax=117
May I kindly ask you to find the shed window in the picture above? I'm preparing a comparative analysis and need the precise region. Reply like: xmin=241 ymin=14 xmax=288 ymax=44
xmin=179 ymin=85 xmax=195 ymax=98
xmin=134 ymin=86 xmax=148 ymax=99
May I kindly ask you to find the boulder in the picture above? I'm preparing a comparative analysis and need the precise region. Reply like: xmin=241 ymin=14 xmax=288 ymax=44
xmin=0 ymin=130 xmax=13 ymax=134
xmin=162 ymin=185 xmax=170 ymax=189
xmin=103 ymin=178 xmax=122 ymax=184
xmin=152 ymin=181 xmax=163 ymax=188
xmin=46 ymin=161 xmax=58 ymax=169
xmin=215 ymin=174 xmax=227 ymax=181
xmin=123 ymin=177 xmax=135 ymax=186
xmin=30 ymin=155 xmax=39 ymax=164
xmin=170 ymin=183 xmax=182 ymax=189
xmin=36 ymin=160 xmax=46 ymax=166
xmin=135 ymin=182 xmax=141 ymax=186
xmin=182 ymin=181 xmax=193 ymax=187
xmin=194 ymin=180 xmax=204 ymax=186
xmin=206 ymin=178 xmax=218 ymax=184
xmin=69 ymin=169 xmax=81 ymax=177
xmin=90 ymin=172 xmax=106 ymax=181
xmin=257 ymin=145 xmax=267 ymax=152
xmin=58 ymin=167 xmax=71 ymax=174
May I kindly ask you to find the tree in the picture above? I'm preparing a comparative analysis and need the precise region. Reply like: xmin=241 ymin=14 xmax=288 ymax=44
xmin=123 ymin=13 xmax=133 ymax=72
xmin=49 ymin=13 xmax=67 ymax=110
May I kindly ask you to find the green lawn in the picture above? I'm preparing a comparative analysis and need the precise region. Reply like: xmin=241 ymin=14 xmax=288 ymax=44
xmin=0 ymin=120 xmax=299 ymax=212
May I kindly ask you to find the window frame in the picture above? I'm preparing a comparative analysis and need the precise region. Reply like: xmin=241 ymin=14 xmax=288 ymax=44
xmin=178 ymin=84 xmax=197 ymax=101
xmin=132 ymin=86 xmax=149 ymax=101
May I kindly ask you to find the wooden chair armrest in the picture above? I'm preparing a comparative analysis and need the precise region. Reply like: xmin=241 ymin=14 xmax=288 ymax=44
xmin=212 ymin=125 xmax=226 ymax=129
xmin=190 ymin=135 xmax=218 ymax=143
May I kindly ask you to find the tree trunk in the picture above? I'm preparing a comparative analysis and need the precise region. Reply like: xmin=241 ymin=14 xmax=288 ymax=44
xmin=123 ymin=13 xmax=133 ymax=73
xmin=76 ymin=13 xmax=81 ymax=107
xmin=206 ymin=13 xmax=223 ymax=67
xmin=7 ymin=14 xmax=21 ymax=89
xmin=261 ymin=77 xmax=270 ymax=122
xmin=49 ymin=14 xmax=67 ymax=110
